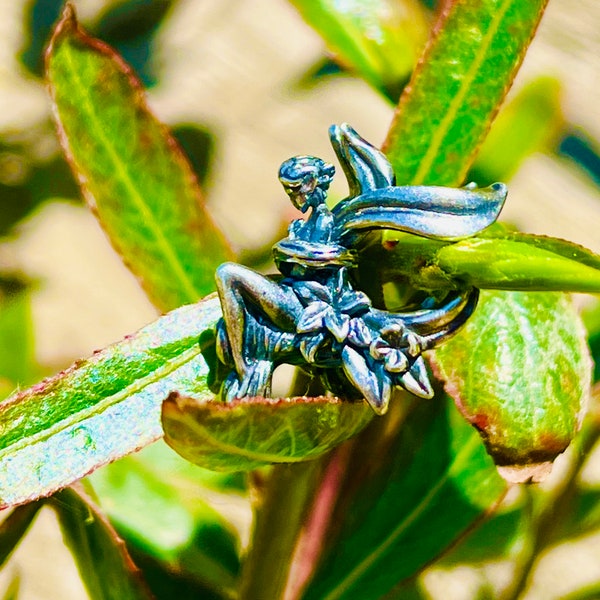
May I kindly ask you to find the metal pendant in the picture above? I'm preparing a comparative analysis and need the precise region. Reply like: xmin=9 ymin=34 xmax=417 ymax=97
xmin=214 ymin=124 xmax=507 ymax=414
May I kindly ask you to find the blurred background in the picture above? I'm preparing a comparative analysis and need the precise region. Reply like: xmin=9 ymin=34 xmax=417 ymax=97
xmin=0 ymin=0 xmax=600 ymax=598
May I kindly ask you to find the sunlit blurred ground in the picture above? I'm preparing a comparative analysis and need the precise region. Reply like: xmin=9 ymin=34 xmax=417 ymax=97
xmin=0 ymin=0 xmax=600 ymax=598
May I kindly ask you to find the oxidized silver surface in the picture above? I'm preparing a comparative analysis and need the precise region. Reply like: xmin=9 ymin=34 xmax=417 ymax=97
xmin=214 ymin=124 xmax=506 ymax=414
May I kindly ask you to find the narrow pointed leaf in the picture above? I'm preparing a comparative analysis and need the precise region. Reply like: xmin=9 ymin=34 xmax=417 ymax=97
xmin=432 ymin=291 xmax=591 ymax=481
xmin=46 ymin=5 xmax=233 ymax=311
xmin=88 ymin=444 xmax=240 ymax=598
xmin=383 ymin=0 xmax=549 ymax=185
xmin=0 ymin=295 xmax=221 ymax=508
xmin=162 ymin=393 xmax=373 ymax=472
xmin=302 ymin=397 xmax=506 ymax=600
xmin=368 ymin=230 xmax=600 ymax=293
xmin=289 ymin=0 xmax=428 ymax=99
xmin=52 ymin=486 xmax=154 ymax=600
xmin=435 ymin=235 xmax=600 ymax=292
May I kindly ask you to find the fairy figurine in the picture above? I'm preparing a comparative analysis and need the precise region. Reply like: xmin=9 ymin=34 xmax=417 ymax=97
xmin=214 ymin=124 xmax=506 ymax=414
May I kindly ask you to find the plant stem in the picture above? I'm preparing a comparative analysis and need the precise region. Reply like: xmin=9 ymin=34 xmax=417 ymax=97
xmin=285 ymin=443 xmax=353 ymax=600
xmin=239 ymin=459 xmax=325 ymax=600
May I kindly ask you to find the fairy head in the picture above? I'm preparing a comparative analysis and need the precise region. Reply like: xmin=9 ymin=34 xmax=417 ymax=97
xmin=278 ymin=156 xmax=335 ymax=212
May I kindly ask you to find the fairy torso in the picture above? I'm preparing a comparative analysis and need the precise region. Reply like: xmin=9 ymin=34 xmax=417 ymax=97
xmin=273 ymin=203 xmax=356 ymax=276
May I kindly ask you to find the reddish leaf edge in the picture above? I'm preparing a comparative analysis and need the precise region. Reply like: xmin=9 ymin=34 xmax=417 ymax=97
xmin=383 ymin=0 xmax=550 ymax=184
xmin=429 ymin=356 xmax=588 ymax=484
xmin=161 ymin=392 xmax=373 ymax=470
xmin=50 ymin=484 xmax=154 ymax=599
xmin=44 ymin=3 xmax=234 ymax=303
xmin=163 ymin=391 xmax=367 ymax=413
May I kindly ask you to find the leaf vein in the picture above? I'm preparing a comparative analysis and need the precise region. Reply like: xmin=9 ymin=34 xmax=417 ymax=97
xmin=58 ymin=42 xmax=201 ymax=303
xmin=412 ymin=0 xmax=513 ymax=184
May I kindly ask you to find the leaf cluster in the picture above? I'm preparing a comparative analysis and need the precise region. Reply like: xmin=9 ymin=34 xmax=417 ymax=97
xmin=1 ymin=1 xmax=600 ymax=599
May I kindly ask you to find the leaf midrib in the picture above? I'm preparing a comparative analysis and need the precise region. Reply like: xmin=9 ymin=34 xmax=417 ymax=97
xmin=412 ymin=0 xmax=513 ymax=184
xmin=183 ymin=410 xmax=340 ymax=465
xmin=56 ymin=37 xmax=201 ymax=304
xmin=321 ymin=432 xmax=482 ymax=600
xmin=0 ymin=344 xmax=202 ymax=458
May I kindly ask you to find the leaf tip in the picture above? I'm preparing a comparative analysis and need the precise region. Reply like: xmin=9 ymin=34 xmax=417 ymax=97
xmin=55 ymin=2 xmax=79 ymax=38
xmin=60 ymin=2 xmax=78 ymax=25
xmin=161 ymin=390 xmax=185 ymax=421
xmin=45 ymin=2 xmax=78 ymax=69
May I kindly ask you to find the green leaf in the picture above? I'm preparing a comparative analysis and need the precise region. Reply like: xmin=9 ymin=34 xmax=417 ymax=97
xmin=1 ymin=574 xmax=20 ymax=600
xmin=127 ymin=548 xmax=230 ymax=600
xmin=0 ymin=501 xmax=43 ymax=568
xmin=289 ymin=0 xmax=429 ymax=99
xmin=583 ymin=300 xmax=600 ymax=382
xmin=470 ymin=76 xmax=564 ymax=183
xmin=51 ymin=486 xmax=154 ymax=600
xmin=162 ymin=394 xmax=373 ymax=471
xmin=561 ymin=582 xmax=600 ymax=600
xmin=302 ymin=397 xmax=506 ymax=600
xmin=0 ymin=295 xmax=221 ymax=509
xmin=432 ymin=291 xmax=591 ymax=481
xmin=46 ymin=5 xmax=234 ymax=311
xmin=438 ymin=495 xmax=523 ymax=565
xmin=97 ymin=438 xmax=247 ymax=495
xmin=436 ymin=234 xmax=600 ymax=292
xmin=88 ymin=443 xmax=241 ymax=598
xmin=0 ymin=291 xmax=37 ymax=386
xmin=367 ymin=229 xmax=600 ymax=294
xmin=383 ymin=0 xmax=549 ymax=185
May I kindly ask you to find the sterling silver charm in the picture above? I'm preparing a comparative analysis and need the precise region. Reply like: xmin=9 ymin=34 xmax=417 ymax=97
xmin=214 ymin=124 xmax=506 ymax=414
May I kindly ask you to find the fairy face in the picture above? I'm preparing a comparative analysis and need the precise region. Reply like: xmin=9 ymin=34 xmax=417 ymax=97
xmin=278 ymin=156 xmax=335 ymax=212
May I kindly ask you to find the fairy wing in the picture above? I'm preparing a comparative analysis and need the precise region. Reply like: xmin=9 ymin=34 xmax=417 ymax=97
xmin=332 ymin=182 xmax=507 ymax=242
xmin=329 ymin=123 xmax=395 ymax=196
xmin=328 ymin=123 xmax=506 ymax=241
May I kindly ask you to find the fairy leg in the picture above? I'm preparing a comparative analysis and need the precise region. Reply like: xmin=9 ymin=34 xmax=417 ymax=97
xmin=215 ymin=262 xmax=303 ymax=378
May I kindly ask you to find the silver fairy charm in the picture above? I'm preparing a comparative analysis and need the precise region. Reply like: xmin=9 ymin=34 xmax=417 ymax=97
xmin=214 ymin=124 xmax=507 ymax=414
